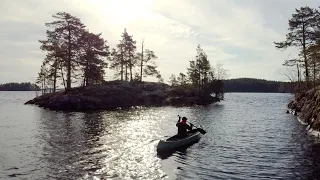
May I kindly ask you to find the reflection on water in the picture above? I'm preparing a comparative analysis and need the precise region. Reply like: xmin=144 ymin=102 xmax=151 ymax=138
xmin=1 ymin=92 xmax=320 ymax=179
xmin=35 ymin=110 xmax=168 ymax=179
xmin=156 ymin=139 xmax=201 ymax=160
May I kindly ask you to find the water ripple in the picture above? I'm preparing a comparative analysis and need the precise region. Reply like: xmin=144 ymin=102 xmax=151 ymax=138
xmin=2 ymin=93 xmax=320 ymax=179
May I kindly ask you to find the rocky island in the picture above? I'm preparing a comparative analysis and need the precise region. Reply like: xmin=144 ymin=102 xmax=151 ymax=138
xmin=25 ymin=81 xmax=222 ymax=111
xmin=25 ymin=12 xmax=226 ymax=112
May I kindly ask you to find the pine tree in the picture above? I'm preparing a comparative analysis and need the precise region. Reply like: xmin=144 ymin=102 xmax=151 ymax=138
xmin=307 ymin=43 xmax=320 ymax=89
xmin=274 ymin=7 xmax=318 ymax=87
xmin=136 ymin=40 xmax=159 ymax=81
xmin=36 ymin=62 xmax=48 ymax=95
xmin=187 ymin=45 xmax=211 ymax=93
xmin=140 ymin=40 xmax=144 ymax=81
xmin=41 ymin=12 xmax=86 ymax=90
xmin=215 ymin=63 xmax=228 ymax=80
xmin=143 ymin=50 xmax=159 ymax=78
xmin=44 ymin=54 xmax=60 ymax=92
xmin=169 ymin=74 xmax=178 ymax=86
xmin=186 ymin=44 xmax=226 ymax=98
xmin=121 ymin=29 xmax=136 ymax=81
xmin=110 ymin=29 xmax=136 ymax=81
xmin=187 ymin=60 xmax=199 ymax=86
xmin=197 ymin=45 xmax=211 ymax=90
xmin=177 ymin=73 xmax=187 ymax=86
xmin=39 ymin=33 xmax=64 ymax=92
xmin=110 ymin=46 xmax=123 ymax=80
xmin=79 ymin=31 xmax=109 ymax=86
xmin=118 ymin=43 xmax=125 ymax=80
xmin=157 ymin=73 xmax=164 ymax=83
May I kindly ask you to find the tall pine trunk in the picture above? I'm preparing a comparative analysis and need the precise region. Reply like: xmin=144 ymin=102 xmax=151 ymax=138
xmin=302 ymin=23 xmax=309 ymax=88
xmin=197 ymin=60 xmax=201 ymax=95
xmin=53 ymin=61 xmax=57 ymax=92
xmin=67 ymin=25 xmax=72 ymax=90
xmin=313 ymin=60 xmax=316 ymax=89
xmin=297 ymin=64 xmax=301 ymax=92
xmin=60 ymin=64 xmax=66 ymax=90
xmin=125 ymin=62 xmax=128 ymax=81
xmin=121 ymin=53 xmax=124 ymax=81
xmin=130 ymin=57 xmax=133 ymax=81
xmin=41 ymin=78 xmax=44 ymax=95
xmin=85 ymin=60 xmax=89 ymax=86
xmin=140 ymin=41 xmax=144 ymax=82
xmin=43 ymin=76 xmax=46 ymax=94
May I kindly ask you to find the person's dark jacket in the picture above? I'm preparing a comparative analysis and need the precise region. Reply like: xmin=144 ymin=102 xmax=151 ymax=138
xmin=176 ymin=121 xmax=192 ymax=137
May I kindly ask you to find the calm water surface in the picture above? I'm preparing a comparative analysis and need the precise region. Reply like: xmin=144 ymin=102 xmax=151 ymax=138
xmin=1 ymin=92 xmax=320 ymax=180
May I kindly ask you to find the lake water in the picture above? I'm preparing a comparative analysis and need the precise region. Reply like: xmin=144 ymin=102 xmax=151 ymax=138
xmin=1 ymin=92 xmax=320 ymax=180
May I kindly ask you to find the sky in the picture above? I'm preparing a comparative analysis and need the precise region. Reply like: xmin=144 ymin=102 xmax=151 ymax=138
xmin=0 ymin=0 xmax=319 ymax=84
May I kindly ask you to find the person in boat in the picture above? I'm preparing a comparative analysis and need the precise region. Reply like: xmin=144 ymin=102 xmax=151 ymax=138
xmin=176 ymin=116 xmax=193 ymax=137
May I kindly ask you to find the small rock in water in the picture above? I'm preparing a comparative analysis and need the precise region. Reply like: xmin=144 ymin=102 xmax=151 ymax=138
xmin=8 ymin=173 xmax=26 ymax=177
xmin=8 ymin=174 xmax=17 ymax=177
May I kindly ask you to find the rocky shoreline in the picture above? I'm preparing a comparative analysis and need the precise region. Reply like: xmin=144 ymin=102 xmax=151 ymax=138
xmin=25 ymin=81 xmax=221 ymax=112
xmin=287 ymin=87 xmax=320 ymax=132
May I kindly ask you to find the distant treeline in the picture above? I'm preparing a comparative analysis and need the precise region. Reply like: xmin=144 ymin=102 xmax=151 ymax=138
xmin=223 ymin=78 xmax=294 ymax=93
xmin=0 ymin=82 xmax=40 ymax=91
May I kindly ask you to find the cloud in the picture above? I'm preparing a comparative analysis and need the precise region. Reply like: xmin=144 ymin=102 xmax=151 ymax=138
xmin=0 ymin=0 xmax=319 ymax=83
